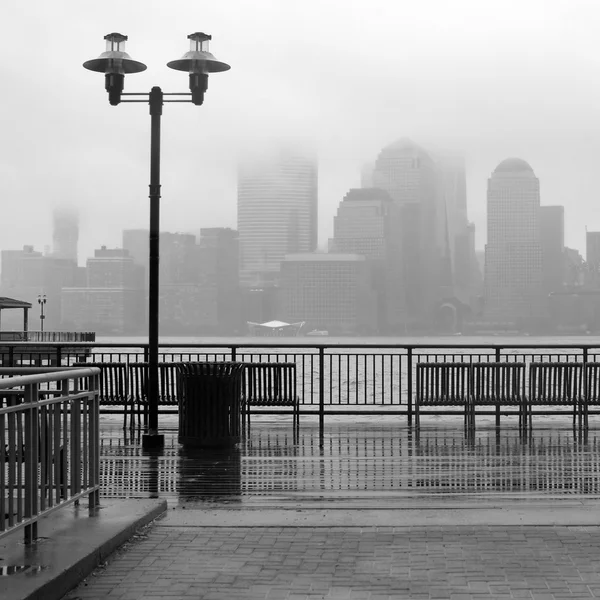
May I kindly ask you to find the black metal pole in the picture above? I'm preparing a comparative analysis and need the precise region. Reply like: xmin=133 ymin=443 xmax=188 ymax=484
xmin=143 ymin=86 xmax=165 ymax=448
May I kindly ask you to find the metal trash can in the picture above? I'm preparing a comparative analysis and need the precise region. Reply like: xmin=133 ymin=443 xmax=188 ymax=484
xmin=176 ymin=362 xmax=244 ymax=448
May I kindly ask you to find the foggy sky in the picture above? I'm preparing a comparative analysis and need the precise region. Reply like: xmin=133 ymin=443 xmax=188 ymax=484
xmin=2 ymin=0 xmax=600 ymax=265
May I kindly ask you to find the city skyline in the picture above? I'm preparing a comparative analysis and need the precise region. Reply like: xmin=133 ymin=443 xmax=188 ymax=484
xmin=3 ymin=0 xmax=600 ymax=264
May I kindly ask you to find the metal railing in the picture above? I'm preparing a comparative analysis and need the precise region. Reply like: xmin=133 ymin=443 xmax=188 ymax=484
xmin=1 ymin=341 xmax=599 ymax=420
xmin=0 ymin=331 xmax=96 ymax=342
xmin=0 ymin=366 xmax=100 ymax=544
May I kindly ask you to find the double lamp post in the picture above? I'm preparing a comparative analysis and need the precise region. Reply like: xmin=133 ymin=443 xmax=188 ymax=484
xmin=83 ymin=32 xmax=230 ymax=448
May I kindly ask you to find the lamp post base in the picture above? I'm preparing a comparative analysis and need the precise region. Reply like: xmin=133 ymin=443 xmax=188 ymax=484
xmin=142 ymin=433 xmax=165 ymax=449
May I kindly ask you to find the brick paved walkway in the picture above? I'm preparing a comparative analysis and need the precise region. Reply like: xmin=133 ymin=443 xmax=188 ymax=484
xmin=64 ymin=521 xmax=600 ymax=600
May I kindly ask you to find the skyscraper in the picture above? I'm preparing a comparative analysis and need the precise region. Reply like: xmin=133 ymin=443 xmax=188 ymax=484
xmin=540 ymin=206 xmax=565 ymax=294
xmin=331 ymin=187 xmax=402 ymax=331
xmin=371 ymin=138 xmax=444 ymax=328
xmin=484 ymin=158 xmax=543 ymax=324
xmin=237 ymin=145 xmax=318 ymax=287
xmin=52 ymin=206 xmax=79 ymax=264
xmin=586 ymin=231 xmax=600 ymax=272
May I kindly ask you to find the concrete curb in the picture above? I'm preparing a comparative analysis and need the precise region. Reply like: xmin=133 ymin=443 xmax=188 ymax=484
xmin=2 ymin=498 xmax=167 ymax=600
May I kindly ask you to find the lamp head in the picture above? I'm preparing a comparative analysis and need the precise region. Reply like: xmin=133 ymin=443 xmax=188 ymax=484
xmin=83 ymin=33 xmax=147 ymax=105
xmin=167 ymin=32 xmax=230 ymax=105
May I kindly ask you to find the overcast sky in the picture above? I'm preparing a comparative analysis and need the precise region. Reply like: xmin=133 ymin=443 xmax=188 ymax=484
xmin=3 ymin=0 xmax=600 ymax=264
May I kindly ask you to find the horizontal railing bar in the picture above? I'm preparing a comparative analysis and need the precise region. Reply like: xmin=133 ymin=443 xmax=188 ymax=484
xmin=0 ymin=392 xmax=95 ymax=415
xmin=0 ymin=368 xmax=99 ymax=389
xmin=0 ymin=486 xmax=100 ymax=542
xmin=3 ymin=341 xmax=600 ymax=350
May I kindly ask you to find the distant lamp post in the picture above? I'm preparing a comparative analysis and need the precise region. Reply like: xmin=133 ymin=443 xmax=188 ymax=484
xmin=83 ymin=32 xmax=230 ymax=449
xmin=37 ymin=294 xmax=47 ymax=333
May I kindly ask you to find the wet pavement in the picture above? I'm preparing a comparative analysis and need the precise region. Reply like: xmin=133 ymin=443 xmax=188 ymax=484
xmin=100 ymin=415 xmax=600 ymax=505
xmin=21 ymin=415 xmax=600 ymax=599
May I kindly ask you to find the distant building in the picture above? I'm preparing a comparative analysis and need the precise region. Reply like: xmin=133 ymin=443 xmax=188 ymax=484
xmin=540 ymin=206 xmax=565 ymax=294
xmin=122 ymin=229 xmax=148 ymax=286
xmin=60 ymin=246 xmax=144 ymax=335
xmin=331 ymin=187 xmax=403 ymax=332
xmin=60 ymin=288 xmax=143 ymax=335
xmin=586 ymin=231 xmax=600 ymax=288
xmin=52 ymin=206 xmax=79 ymax=264
xmin=279 ymin=254 xmax=377 ymax=335
xmin=0 ymin=245 xmax=77 ymax=330
xmin=86 ymin=247 xmax=143 ymax=289
xmin=196 ymin=228 xmax=241 ymax=334
xmin=549 ymin=290 xmax=600 ymax=333
xmin=371 ymin=138 xmax=446 ymax=329
xmin=122 ymin=230 xmax=198 ymax=289
xmin=484 ymin=158 xmax=544 ymax=326
xmin=360 ymin=162 xmax=375 ymax=188
xmin=237 ymin=145 xmax=318 ymax=287
xmin=564 ymin=246 xmax=586 ymax=287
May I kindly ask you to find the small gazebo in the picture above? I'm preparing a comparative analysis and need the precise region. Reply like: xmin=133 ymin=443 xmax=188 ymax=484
xmin=0 ymin=296 xmax=32 ymax=340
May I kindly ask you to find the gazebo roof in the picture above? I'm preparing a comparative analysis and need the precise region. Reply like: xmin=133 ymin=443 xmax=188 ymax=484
xmin=0 ymin=296 xmax=32 ymax=310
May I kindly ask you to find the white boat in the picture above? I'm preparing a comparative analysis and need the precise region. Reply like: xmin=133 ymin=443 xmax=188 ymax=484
xmin=306 ymin=329 xmax=329 ymax=337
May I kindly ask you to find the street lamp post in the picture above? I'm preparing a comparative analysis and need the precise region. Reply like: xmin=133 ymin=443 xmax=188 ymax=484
xmin=84 ymin=32 xmax=230 ymax=449
xmin=37 ymin=294 xmax=47 ymax=333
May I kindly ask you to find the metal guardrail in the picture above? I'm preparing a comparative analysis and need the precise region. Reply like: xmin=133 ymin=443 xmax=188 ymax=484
xmin=0 ymin=331 xmax=96 ymax=342
xmin=0 ymin=367 xmax=100 ymax=544
xmin=1 ymin=341 xmax=600 ymax=420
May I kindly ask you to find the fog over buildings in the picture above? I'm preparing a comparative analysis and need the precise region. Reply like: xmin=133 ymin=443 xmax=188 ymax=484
xmin=3 ymin=0 xmax=600 ymax=336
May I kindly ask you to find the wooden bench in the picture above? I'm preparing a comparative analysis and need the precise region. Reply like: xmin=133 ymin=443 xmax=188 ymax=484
xmin=73 ymin=362 xmax=129 ymax=427
xmin=128 ymin=362 xmax=180 ymax=427
xmin=241 ymin=362 xmax=299 ymax=430
xmin=415 ymin=362 xmax=472 ymax=429
xmin=527 ymin=362 xmax=584 ymax=428
xmin=471 ymin=363 xmax=526 ymax=429
xmin=584 ymin=362 xmax=600 ymax=427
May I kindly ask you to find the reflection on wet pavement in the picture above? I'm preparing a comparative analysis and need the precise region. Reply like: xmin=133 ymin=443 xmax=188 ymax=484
xmin=99 ymin=417 xmax=600 ymax=505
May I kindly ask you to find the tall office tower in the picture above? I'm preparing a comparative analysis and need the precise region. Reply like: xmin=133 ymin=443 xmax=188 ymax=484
xmin=360 ymin=162 xmax=375 ymax=188
xmin=585 ymin=231 xmax=600 ymax=289
xmin=279 ymin=254 xmax=377 ymax=335
xmin=197 ymin=227 xmax=241 ymax=333
xmin=586 ymin=232 xmax=600 ymax=271
xmin=237 ymin=145 xmax=318 ymax=287
xmin=122 ymin=229 xmax=148 ymax=276
xmin=371 ymin=138 xmax=444 ymax=329
xmin=484 ymin=158 xmax=544 ymax=324
xmin=331 ymin=187 xmax=403 ymax=332
xmin=540 ymin=206 xmax=565 ymax=294
xmin=435 ymin=153 xmax=468 ymax=285
xmin=52 ymin=206 xmax=79 ymax=264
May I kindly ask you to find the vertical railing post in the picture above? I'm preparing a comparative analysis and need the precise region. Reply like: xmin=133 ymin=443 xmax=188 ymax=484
xmin=24 ymin=382 xmax=39 ymax=544
xmin=319 ymin=347 xmax=325 ymax=444
xmin=495 ymin=347 xmax=501 ymax=428
xmin=407 ymin=348 xmax=413 ymax=426
xmin=70 ymin=378 xmax=82 ymax=502
xmin=89 ymin=370 xmax=100 ymax=509
xmin=231 ymin=346 xmax=237 ymax=362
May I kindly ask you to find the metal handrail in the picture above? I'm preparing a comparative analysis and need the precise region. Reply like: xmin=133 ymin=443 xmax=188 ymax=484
xmin=0 ymin=367 xmax=100 ymax=544
xmin=3 ymin=341 xmax=600 ymax=420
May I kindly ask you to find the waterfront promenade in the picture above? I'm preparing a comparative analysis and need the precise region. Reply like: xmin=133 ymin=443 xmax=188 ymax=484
xmin=54 ymin=417 xmax=600 ymax=599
